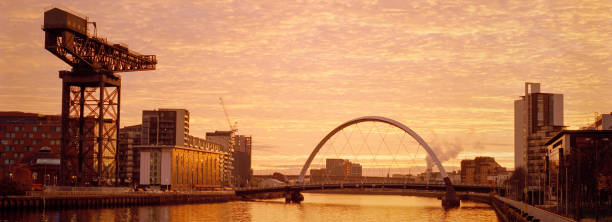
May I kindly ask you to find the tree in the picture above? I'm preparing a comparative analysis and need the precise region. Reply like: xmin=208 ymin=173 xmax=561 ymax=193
xmin=509 ymin=167 xmax=526 ymax=201
xmin=0 ymin=164 xmax=33 ymax=196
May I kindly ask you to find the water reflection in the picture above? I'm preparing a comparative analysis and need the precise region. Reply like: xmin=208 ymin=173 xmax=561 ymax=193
xmin=1 ymin=194 xmax=497 ymax=222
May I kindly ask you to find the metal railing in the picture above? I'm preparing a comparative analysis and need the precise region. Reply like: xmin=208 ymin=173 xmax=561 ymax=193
xmin=494 ymin=195 xmax=575 ymax=222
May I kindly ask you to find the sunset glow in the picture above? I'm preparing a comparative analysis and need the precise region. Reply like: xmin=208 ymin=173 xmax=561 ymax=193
xmin=1 ymin=0 xmax=611 ymax=174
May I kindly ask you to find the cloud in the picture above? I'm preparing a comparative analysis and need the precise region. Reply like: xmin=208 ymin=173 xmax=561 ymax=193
xmin=1 ymin=0 xmax=611 ymax=175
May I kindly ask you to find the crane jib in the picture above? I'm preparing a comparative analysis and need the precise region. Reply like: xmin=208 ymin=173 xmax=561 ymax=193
xmin=43 ymin=7 xmax=156 ymax=73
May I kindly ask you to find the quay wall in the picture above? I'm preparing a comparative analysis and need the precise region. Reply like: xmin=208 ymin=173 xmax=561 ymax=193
xmin=0 ymin=191 xmax=240 ymax=210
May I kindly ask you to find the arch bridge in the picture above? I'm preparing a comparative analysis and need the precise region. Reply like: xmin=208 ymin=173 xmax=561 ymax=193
xmin=239 ymin=116 xmax=468 ymax=208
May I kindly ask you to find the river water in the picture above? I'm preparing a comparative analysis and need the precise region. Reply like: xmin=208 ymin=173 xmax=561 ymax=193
xmin=2 ymin=193 xmax=498 ymax=221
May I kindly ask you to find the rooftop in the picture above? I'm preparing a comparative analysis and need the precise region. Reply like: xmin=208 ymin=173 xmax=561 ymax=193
xmin=544 ymin=130 xmax=612 ymax=146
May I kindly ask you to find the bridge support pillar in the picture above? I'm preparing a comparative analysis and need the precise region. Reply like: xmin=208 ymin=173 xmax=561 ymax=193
xmin=442 ymin=177 xmax=460 ymax=209
xmin=285 ymin=191 xmax=304 ymax=204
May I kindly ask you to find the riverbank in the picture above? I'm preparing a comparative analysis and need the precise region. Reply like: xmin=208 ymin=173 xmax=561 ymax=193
xmin=1 ymin=193 xmax=501 ymax=222
xmin=0 ymin=191 xmax=240 ymax=210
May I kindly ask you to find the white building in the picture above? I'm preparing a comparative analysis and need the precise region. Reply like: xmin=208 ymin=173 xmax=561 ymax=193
xmin=514 ymin=82 xmax=564 ymax=188
xmin=137 ymin=109 xmax=230 ymax=190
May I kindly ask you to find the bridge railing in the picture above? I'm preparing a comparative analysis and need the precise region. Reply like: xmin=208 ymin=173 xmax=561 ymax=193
xmin=238 ymin=182 xmax=501 ymax=193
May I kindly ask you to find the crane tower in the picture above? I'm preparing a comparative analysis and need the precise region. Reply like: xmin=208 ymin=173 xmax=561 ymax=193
xmin=42 ymin=8 xmax=157 ymax=185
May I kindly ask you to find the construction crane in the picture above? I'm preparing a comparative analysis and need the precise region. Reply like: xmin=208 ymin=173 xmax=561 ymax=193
xmin=219 ymin=97 xmax=238 ymax=132
xmin=42 ymin=7 xmax=157 ymax=185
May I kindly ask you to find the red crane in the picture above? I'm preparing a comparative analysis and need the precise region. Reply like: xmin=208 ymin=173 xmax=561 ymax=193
xmin=43 ymin=7 xmax=157 ymax=185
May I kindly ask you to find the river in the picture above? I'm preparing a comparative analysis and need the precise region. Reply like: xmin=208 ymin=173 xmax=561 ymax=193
xmin=2 ymin=193 xmax=498 ymax=221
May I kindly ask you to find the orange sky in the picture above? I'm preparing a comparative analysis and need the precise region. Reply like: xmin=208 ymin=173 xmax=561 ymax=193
xmin=1 ymin=0 xmax=611 ymax=174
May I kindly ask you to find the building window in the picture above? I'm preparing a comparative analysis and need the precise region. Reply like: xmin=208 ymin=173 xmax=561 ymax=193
xmin=5 ymin=133 xmax=16 ymax=138
xmin=24 ymin=146 xmax=33 ymax=151
xmin=4 ymin=159 xmax=14 ymax=165
xmin=0 ymin=140 xmax=7 ymax=145
xmin=0 ymin=126 xmax=5 ymax=131
xmin=13 ymin=139 xmax=24 ymax=145
xmin=55 ymin=126 xmax=61 ymax=132
xmin=14 ymin=126 xmax=24 ymax=131
xmin=33 ymin=126 xmax=41 ymax=132
xmin=32 ymin=140 xmax=39 ymax=145
xmin=4 ymin=146 xmax=15 ymax=151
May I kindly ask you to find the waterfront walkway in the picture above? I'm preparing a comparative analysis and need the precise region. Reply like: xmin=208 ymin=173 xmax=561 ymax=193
xmin=465 ymin=193 xmax=576 ymax=222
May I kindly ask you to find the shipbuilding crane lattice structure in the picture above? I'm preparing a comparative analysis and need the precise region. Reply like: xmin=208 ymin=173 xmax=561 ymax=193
xmin=42 ymin=8 xmax=157 ymax=185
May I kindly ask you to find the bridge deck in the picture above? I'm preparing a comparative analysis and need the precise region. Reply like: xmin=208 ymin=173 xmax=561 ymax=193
xmin=236 ymin=183 xmax=499 ymax=195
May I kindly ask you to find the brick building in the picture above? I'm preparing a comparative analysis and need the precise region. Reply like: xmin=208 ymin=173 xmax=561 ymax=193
xmin=461 ymin=156 xmax=506 ymax=185
xmin=0 ymin=112 xmax=61 ymax=179
xmin=310 ymin=159 xmax=362 ymax=183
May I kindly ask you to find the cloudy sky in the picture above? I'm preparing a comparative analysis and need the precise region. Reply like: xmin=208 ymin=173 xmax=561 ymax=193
xmin=1 ymin=0 xmax=611 ymax=174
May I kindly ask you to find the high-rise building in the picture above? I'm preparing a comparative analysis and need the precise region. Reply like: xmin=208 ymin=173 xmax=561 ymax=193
xmin=206 ymin=131 xmax=235 ymax=186
xmin=206 ymin=131 xmax=233 ymax=153
xmin=0 ymin=112 xmax=61 ymax=179
xmin=141 ymin=109 xmax=189 ymax=146
xmin=514 ymin=82 xmax=564 ymax=188
xmin=118 ymin=124 xmax=142 ymax=185
xmin=233 ymin=135 xmax=252 ymax=187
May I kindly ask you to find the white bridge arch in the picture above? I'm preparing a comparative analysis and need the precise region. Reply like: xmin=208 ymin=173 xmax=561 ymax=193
xmin=297 ymin=116 xmax=449 ymax=183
